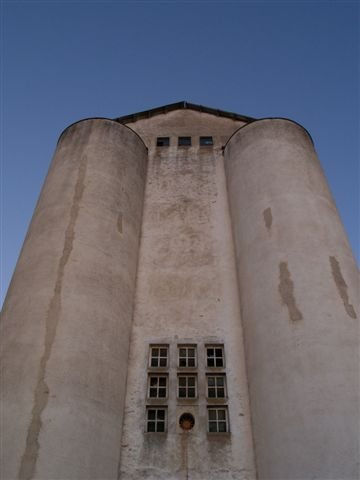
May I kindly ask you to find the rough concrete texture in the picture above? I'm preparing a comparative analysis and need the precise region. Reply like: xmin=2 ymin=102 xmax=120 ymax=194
xmin=119 ymin=110 xmax=256 ymax=479
xmin=1 ymin=119 xmax=147 ymax=480
xmin=225 ymin=119 xmax=359 ymax=480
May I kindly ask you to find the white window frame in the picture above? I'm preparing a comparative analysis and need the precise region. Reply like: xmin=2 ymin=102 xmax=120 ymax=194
xmin=206 ymin=344 xmax=225 ymax=368
xmin=178 ymin=345 xmax=197 ymax=368
xmin=177 ymin=374 xmax=197 ymax=399
xmin=207 ymin=374 xmax=227 ymax=399
xmin=207 ymin=407 xmax=229 ymax=433
xmin=148 ymin=374 xmax=168 ymax=399
xmin=149 ymin=345 xmax=168 ymax=368
xmin=146 ymin=407 xmax=167 ymax=433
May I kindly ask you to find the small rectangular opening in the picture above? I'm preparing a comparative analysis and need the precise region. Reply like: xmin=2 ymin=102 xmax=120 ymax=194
xmin=157 ymin=137 xmax=170 ymax=147
xmin=200 ymin=136 xmax=213 ymax=146
xmin=178 ymin=136 xmax=191 ymax=146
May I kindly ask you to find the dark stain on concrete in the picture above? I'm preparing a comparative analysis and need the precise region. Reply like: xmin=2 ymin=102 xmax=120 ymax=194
xmin=18 ymin=154 xmax=88 ymax=480
xmin=263 ymin=207 xmax=272 ymax=232
xmin=329 ymin=256 xmax=357 ymax=319
xmin=117 ymin=213 xmax=123 ymax=234
xmin=278 ymin=262 xmax=303 ymax=322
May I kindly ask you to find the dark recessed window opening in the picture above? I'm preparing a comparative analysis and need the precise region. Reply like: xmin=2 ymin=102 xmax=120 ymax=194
xmin=178 ymin=346 xmax=197 ymax=368
xmin=208 ymin=407 xmax=228 ymax=433
xmin=157 ymin=137 xmax=170 ymax=147
xmin=178 ymin=375 xmax=197 ymax=398
xmin=178 ymin=136 xmax=191 ymax=146
xmin=146 ymin=407 xmax=167 ymax=432
xmin=200 ymin=136 xmax=213 ymax=146
xmin=149 ymin=345 xmax=168 ymax=368
xmin=206 ymin=346 xmax=224 ymax=368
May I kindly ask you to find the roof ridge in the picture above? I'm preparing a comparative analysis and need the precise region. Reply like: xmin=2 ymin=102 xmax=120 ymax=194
xmin=114 ymin=101 xmax=255 ymax=124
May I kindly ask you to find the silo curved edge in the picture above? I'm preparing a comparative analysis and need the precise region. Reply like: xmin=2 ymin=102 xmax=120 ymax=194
xmin=224 ymin=118 xmax=359 ymax=480
xmin=1 ymin=119 xmax=148 ymax=480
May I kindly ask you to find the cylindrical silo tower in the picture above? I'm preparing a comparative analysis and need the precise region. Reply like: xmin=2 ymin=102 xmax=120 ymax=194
xmin=1 ymin=119 xmax=147 ymax=480
xmin=224 ymin=119 xmax=359 ymax=479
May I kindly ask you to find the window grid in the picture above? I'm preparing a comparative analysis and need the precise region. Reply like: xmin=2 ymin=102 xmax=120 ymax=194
xmin=148 ymin=375 xmax=168 ymax=399
xmin=178 ymin=346 xmax=196 ymax=368
xmin=150 ymin=346 xmax=168 ymax=368
xmin=207 ymin=375 xmax=226 ymax=398
xmin=146 ymin=408 xmax=167 ymax=433
xmin=208 ymin=407 xmax=228 ymax=433
xmin=178 ymin=375 xmax=197 ymax=399
xmin=206 ymin=346 xmax=224 ymax=368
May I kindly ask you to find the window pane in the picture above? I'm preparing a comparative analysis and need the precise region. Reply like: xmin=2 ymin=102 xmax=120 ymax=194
xmin=159 ymin=388 xmax=166 ymax=398
xmin=157 ymin=422 xmax=165 ymax=432
xmin=179 ymin=358 xmax=187 ymax=367
xmin=208 ymin=388 xmax=216 ymax=398
xmin=150 ymin=377 xmax=157 ymax=386
xmin=178 ymin=136 xmax=191 ymax=146
xmin=188 ymin=388 xmax=195 ymax=397
xmin=157 ymin=410 xmax=165 ymax=420
xmin=149 ymin=388 xmax=157 ymax=397
xmin=209 ymin=422 xmax=217 ymax=432
xmin=179 ymin=349 xmax=186 ymax=357
xmin=157 ymin=137 xmax=169 ymax=147
xmin=217 ymin=410 xmax=226 ymax=420
xmin=208 ymin=377 xmax=215 ymax=386
xmin=218 ymin=422 xmax=227 ymax=432
xmin=148 ymin=410 xmax=156 ymax=420
xmin=208 ymin=410 xmax=217 ymax=420
xmin=148 ymin=422 xmax=156 ymax=432
xmin=179 ymin=377 xmax=186 ymax=386
xmin=188 ymin=358 xmax=195 ymax=367
xmin=159 ymin=358 xmax=167 ymax=367
xmin=188 ymin=377 xmax=195 ymax=386
xmin=216 ymin=358 xmax=224 ymax=367
xmin=200 ymin=136 xmax=213 ymax=146
xmin=217 ymin=377 xmax=224 ymax=386
xmin=160 ymin=348 xmax=167 ymax=357
xmin=207 ymin=348 xmax=214 ymax=357
xmin=151 ymin=358 xmax=158 ymax=367
xmin=188 ymin=349 xmax=195 ymax=357
xmin=215 ymin=348 xmax=223 ymax=357
xmin=159 ymin=378 xmax=166 ymax=386
xmin=179 ymin=388 xmax=186 ymax=397
xmin=217 ymin=388 xmax=225 ymax=397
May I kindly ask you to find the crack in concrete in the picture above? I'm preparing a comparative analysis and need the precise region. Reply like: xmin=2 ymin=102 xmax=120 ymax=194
xmin=329 ymin=256 xmax=357 ymax=319
xmin=18 ymin=154 xmax=88 ymax=480
xmin=278 ymin=261 xmax=303 ymax=322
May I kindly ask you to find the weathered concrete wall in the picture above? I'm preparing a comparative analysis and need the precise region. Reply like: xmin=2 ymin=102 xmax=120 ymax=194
xmin=1 ymin=119 xmax=147 ymax=480
xmin=119 ymin=110 xmax=256 ymax=480
xmin=225 ymin=119 xmax=359 ymax=480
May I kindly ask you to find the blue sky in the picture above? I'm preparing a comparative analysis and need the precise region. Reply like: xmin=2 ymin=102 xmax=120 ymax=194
xmin=1 ymin=0 xmax=359 ymax=305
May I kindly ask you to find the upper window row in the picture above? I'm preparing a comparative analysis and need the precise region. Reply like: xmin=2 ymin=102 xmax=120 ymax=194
xmin=156 ymin=136 xmax=213 ymax=147
xmin=149 ymin=344 xmax=224 ymax=369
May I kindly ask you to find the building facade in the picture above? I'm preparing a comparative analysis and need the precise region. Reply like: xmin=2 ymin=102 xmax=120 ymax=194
xmin=1 ymin=102 xmax=358 ymax=480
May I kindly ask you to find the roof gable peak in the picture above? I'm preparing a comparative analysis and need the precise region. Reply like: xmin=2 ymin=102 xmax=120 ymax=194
xmin=115 ymin=101 xmax=254 ymax=124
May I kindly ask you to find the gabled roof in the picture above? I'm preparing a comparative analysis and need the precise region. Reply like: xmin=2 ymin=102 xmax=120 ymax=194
xmin=114 ymin=101 xmax=255 ymax=124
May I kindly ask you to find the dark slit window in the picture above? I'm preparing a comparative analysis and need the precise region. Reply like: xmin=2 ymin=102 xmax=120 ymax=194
xmin=157 ymin=137 xmax=170 ymax=147
xmin=200 ymin=136 xmax=213 ymax=146
xmin=178 ymin=136 xmax=191 ymax=146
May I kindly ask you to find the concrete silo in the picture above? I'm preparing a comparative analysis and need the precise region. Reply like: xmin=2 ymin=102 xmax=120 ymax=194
xmin=1 ymin=103 xmax=358 ymax=480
